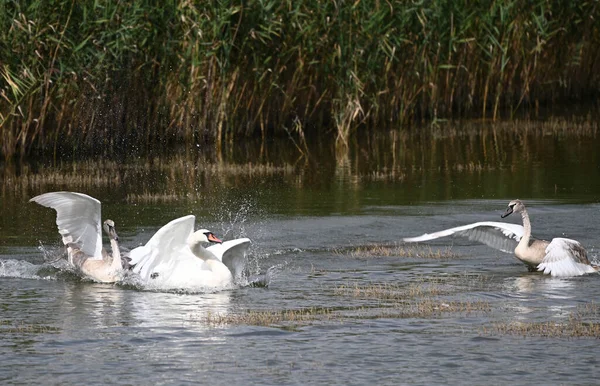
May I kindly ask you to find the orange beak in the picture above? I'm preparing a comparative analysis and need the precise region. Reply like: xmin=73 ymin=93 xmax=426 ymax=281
xmin=207 ymin=233 xmax=223 ymax=244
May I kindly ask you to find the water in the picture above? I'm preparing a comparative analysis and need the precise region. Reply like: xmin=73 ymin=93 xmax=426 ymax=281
xmin=1 ymin=122 xmax=600 ymax=385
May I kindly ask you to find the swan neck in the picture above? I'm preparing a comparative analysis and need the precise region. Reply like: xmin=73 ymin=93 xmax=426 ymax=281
xmin=110 ymin=239 xmax=122 ymax=270
xmin=189 ymin=242 xmax=212 ymax=261
xmin=518 ymin=209 xmax=532 ymax=246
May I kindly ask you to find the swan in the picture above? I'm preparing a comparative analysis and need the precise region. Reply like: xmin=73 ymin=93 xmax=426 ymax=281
xmin=500 ymin=199 xmax=598 ymax=277
xmin=30 ymin=191 xmax=124 ymax=283
xmin=127 ymin=215 xmax=251 ymax=290
xmin=404 ymin=200 xmax=598 ymax=277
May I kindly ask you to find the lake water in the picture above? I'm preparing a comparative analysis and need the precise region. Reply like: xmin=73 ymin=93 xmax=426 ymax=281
xmin=1 ymin=121 xmax=600 ymax=385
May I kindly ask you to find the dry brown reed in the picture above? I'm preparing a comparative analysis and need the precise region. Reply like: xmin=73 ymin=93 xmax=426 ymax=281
xmin=0 ymin=320 xmax=60 ymax=334
xmin=340 ymin=244 xmax=459 ymax=259
xmin=199 ymin=298 xmax=491 ymax=328
xmin=201 ymin=307 xmax=334 ymax=327
xmin=487 ymin=318 xmax=600 ymax=338
xmin=334 ymin=282 xmax=448 ymax=300
xmin=485 ymin=303 xmax=600 ymax=338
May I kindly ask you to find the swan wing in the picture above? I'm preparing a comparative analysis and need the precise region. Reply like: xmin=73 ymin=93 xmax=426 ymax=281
xmin=207 ymin=238 xmax=251 ymax=280
xmin=403 ymin=221 xmax=524 ymax=254
xmin=30 ymin=191 xmax=103 ymax=260
xmin=129 ymin=215 xmax=196 ymax=279
xmin=538 ymin=238 xmax=596 ymax=277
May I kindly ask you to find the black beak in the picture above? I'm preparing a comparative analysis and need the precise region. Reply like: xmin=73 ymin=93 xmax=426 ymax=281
xmin=110 ymin=227 xmax=119 ymax=242
xmin=106 ymin=224 xmax=119 ymax=241
xmin=501 ymin=206 xmax=513 ymax=218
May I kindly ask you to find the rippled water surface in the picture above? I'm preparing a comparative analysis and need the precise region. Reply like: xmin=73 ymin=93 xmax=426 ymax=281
xmin=2 ymin=123 xmax=600 ymax=385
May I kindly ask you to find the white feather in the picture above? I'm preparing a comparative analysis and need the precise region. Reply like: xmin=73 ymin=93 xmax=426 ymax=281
xmin=207 ymin=238 xmax=251 ymax=281
xmin=30 ymin=191 xmax=103 ymax=260
xmin=129 ymin=215 xmax=251 ymax=290
xmin=403 ymin=221 xmax=524 ymax=254
xmin=538 ymin=238 xmax=597 ymax=277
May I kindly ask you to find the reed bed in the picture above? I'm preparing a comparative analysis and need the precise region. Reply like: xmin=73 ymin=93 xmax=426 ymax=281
xmin=2 ymin=1 xmax=599 ymax=159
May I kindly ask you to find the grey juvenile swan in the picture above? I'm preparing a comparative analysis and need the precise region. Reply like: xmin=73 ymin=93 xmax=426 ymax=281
xmin=30 ymin=192 xmax=124 ymax=283
xmin=404 ymin=200 xmax=598 ymax=277
xmin=501 ymin=199 xmax=598 ymax=277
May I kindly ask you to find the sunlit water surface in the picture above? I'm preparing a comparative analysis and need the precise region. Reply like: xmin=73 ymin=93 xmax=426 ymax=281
xmin=1 ymin=123 xmax=600 ymax=385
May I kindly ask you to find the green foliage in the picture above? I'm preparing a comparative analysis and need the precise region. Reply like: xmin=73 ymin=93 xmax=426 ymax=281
xmin=1 ymin=0 xmax=599 ymax=158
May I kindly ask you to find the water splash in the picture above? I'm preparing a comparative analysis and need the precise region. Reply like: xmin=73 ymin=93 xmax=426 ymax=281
xmin=245 ymin=263 xmax=286 ymax=288
xmin=0 ymin=258 xmax=71 ymax=280
xmin=37 ymin=241 xmax=66 ymax=263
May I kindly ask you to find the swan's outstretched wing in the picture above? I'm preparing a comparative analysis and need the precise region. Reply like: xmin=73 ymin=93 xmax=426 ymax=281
xmin=30 ymin=191 xmax=103 ymax=260
xmin=129 ymin=215 xmax=196 ymax=279
xmin=403 ymin=221 xmax=524 ymax=253
xmin=538 ymin=238 xmax=597 ymax=277
xmin=207 ymin=238 xmax=251 ymax=281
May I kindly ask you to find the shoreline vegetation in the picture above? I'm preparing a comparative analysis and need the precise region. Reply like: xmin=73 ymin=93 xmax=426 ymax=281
xmin=2 ymin=1 xmax=599 ymax=160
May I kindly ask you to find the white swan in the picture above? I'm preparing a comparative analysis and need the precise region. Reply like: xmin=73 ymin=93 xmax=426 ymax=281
xmin=128 ymin=215 xmax=251 ymax=290
xmin=30 ymin=192 xmax=124 ymax=283
xmin=404 ymin=200 xmax=599 ymax=277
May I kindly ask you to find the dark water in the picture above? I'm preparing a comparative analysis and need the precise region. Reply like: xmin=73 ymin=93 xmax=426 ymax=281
xmin=1 ymin=122 xmax=600 ymax=385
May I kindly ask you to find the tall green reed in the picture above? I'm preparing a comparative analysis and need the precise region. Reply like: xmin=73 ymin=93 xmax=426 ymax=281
xmin=1 ymin=0 xmax=598 ymax=160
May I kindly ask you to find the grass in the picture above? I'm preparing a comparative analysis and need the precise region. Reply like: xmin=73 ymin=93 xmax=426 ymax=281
xmin=487 ymin=303 xmax=600 ymax=338
xmin=486 ymin=317 xmax=600 ymax=338
xmin=0 ymin=320 xmax=60 ymax=334
xmin=334 ymin=282 xmax=449 ymax=300
xmin=199 ymin=276 xmax=493 ymax=328
xmin=199 ymin=299 xmax=491 ymax=328
xmin=338 ymin=244 xmax=459 ymax=259
xmin=2 ymin=1 xmax=599 ymax=159
xmin=201 ymin=307 xmax=334 ymax=327
xmin=197 ymin=281 xmax=599 ymax=339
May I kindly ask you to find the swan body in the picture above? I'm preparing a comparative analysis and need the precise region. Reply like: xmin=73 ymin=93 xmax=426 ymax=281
xmin=404 ymin=200 xmax=598 ymax=277
xmin=30 ymin=192 xmax=124 ymax=283
xmin=128 ymin=215 xmax=251 ymax=290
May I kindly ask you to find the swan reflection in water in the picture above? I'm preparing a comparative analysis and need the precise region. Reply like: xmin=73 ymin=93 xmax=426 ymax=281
xmin=58 ymin=281 xmax=233 ymax=335
xmin=502 ymin=274 xmax=579 ymax=320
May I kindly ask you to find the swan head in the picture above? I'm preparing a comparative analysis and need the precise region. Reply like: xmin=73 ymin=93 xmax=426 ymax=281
xmin=187 ymin=229 xmax=223 ymax=246
xmin=103 ymin=219 xmax=119 ymax=241
xmin=501 ymin=199 xmax=524 ymax=218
